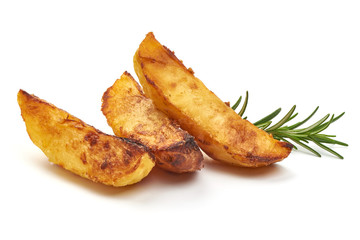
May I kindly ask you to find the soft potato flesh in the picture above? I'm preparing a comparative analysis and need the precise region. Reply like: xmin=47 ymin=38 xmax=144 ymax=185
xmin=102 ymin=71 xmax=203 ymax=173
xmin=134 ymin=32 xmax=293 ymax=167
xmin=18 ymin=89 xmax=154 ymax=186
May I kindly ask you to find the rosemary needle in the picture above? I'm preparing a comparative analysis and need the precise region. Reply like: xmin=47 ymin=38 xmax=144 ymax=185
xmin=238 ymin=91 xmax=248 ymax=117
xmin=232 ymin=92 xmax=348 ymax=159
xmin=253 ymin=108 xmax=281 ymax=126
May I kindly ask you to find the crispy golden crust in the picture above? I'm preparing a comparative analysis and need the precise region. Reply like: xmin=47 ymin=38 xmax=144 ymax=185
xmin=134 ymin=32 xmax=293 ymax=167
xmin=18 ymin=89 xmax=155 ymax=186
xmin=101 ymin=72 xmax=203 ymax=173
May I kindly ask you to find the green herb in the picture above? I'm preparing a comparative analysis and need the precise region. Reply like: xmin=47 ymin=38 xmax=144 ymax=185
xmin=232 ymin=93 xmax=348 ymax=159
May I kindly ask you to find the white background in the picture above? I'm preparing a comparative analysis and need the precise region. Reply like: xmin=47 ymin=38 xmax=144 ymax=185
xmin=1 ymin=1 xmax=359 ymax=239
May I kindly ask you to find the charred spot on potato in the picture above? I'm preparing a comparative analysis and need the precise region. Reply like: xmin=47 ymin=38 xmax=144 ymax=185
xmin=171 ymin=155 xmax=186 ymax=167
xmin=160 ymin=134 xmax=197 ymax=153
xmin=124 ymin=146 xmax=148 ymax=166
xmin=84 ymin=131 xmax=99 ymax=147
xmin=120 ymin=137 xmax=147 ymax=150
xmin=80 ymin=152 xmax=87 ymax=164
xmin=100 ymin=158 xmax=108 ymax=170
xmin=125 ymin=149 xmax=134 ymax=157
xmin=123 ymin=156 xmax=131 ymax=166
xmin=103 ymin=141 xmax=110 ymax=150
xmin=189 ymin=83 xmax=198 ymax=90
xmin=279 ymin=141 xmax=293 ymax=150
xmin=153 ymin=133 xmax=203 ymax=172
xmin=183 ymin=135 xmax=201 ymax=151
xmin=123 ymin=71 xmax=132 ymax=77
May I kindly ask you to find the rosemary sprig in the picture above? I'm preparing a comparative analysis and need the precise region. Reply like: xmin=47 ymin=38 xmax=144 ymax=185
xmin=232 ymin=93 xmax=348 ymax=159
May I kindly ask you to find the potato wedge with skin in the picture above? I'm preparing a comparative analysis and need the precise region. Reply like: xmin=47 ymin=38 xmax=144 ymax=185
xmin=134 ymin=32 xmax=293 ymax=167
xmin=102 ymin=71 xmax=203 ymax=173
xmin=17 ymin=89 xmax=154 ymax=186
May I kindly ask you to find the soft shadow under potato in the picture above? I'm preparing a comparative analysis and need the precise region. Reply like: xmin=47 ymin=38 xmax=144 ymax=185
xmin=35 ymin=155 xmax=198 ymax=196
xmin=203 ymin=156 xmax=294 ymax=181
xmin=35 ymin=156 xmax=134 ymax=196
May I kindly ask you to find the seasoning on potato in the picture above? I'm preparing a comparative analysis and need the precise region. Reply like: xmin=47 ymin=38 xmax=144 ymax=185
xmin=18 ymin=89 xmax=155 ymax=186
xmin=102 ymin=72 xmax=203 ymax=173
xmin=134 ymin=32 xmax=293 ymax=167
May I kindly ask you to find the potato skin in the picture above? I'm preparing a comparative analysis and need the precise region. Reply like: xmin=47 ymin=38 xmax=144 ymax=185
xmin=18 ymin=89 xmax=155 ymax=186
xmin=101 ymin=72 xmax=203 ymax=173
xmin=134 ymin=32 xmax=293 ymax=167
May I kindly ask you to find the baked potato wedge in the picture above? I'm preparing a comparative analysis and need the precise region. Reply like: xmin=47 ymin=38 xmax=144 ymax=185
xmin=17 ymin=89 xmax=154 ymax=186
xmin=102 ymin=71 xmax=203 ymax=173
xmin=134 ymin=32 xmax=293 ymax=167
